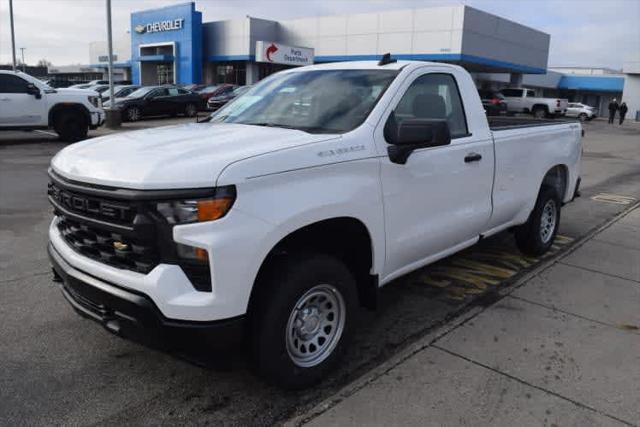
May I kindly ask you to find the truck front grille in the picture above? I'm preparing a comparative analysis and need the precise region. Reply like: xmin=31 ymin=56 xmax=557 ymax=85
xmin=48 ymin=170 xmax=213 ymax=291
xmin=48 ymin=178 xmax=160 ymax=275
xmin=56 ymin=215 xmax=158 ymax=274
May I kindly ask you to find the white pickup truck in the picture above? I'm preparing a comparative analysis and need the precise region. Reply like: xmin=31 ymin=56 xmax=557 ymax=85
xmin=0 ymin=70 xmax=104 ymax=141
xmin=500 ymin=87 xmax=569 ymax=118
xmin=47 ymin=60 xmax=582 ymax=388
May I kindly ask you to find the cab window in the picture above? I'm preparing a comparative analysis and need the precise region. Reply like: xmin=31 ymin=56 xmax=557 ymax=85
xmin=395 ymin=73 xmax=468 ymax=138
xmin=0 ymin=75 xmax=29 ymax=93
xmin=501 ymin=88 xmax=523 ymax=97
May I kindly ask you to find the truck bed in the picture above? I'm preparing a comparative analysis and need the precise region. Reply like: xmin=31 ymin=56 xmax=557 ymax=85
xmin=488 ymin=116 xmax=576 ymax=131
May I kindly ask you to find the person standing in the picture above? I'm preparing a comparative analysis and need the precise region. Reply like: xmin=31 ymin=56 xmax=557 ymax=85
xmin=619 ymin=102 xmax=628 ymax=125
xmin=608 ymin=98 xmax=619 ymax=124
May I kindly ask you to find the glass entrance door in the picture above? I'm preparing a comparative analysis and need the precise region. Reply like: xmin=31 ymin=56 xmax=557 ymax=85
xmin=157 ymin=64 xmax=174 ymax=85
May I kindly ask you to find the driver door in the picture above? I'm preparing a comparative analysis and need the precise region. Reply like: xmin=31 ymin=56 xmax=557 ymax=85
xmin=375 ymin=69 xmax=494 ymax=280
xmin=145 ymin=88 xmax=170 ymax=116
xmin=0 ymin=74 xmax=45 ymax=126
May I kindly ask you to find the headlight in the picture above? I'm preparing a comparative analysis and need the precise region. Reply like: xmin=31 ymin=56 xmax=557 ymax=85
xmin=88 ymin=96 xmax=100 ymax=108
xmin=156 ymin=188 xmax=235 ymax=225
xmin=155 ymin=186 xmax=236 ymax=261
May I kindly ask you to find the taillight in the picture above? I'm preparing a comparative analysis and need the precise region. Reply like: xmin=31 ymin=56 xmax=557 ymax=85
xmin=556 ymin=99 xmax=561 ymax=107
xmin=491 ymin=98 xmax=501 ymax=105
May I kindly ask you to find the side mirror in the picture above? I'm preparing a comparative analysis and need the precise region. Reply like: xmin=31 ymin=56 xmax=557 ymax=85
xmin=384 ymin=112 xmax=451 ymax=164
xmin=26 ymin=83 xmax=42 ymax=99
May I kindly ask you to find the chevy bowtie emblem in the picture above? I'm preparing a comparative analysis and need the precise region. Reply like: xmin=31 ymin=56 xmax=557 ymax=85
xmin=113 ymin=241 xmax=129 ymax=251
xmin=134 ymin=24 xmax=146 ymax=34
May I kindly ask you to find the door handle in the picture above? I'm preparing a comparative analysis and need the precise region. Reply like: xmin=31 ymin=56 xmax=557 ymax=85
xmin=464 ymin=153 xmax=482 ymax=163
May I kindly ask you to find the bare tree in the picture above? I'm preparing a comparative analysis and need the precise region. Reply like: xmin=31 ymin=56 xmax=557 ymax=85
xmin=37 ymin=59 xmax=52 ymax=67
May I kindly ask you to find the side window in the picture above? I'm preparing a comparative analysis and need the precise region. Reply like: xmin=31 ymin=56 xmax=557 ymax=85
xmin=151 ymin=88 xmax=168 ymax=97
xmin=177 ymin=88 xmax=189 ymax=95
xmin=0 ymin=75 xmax=29 ymax=94
xmin=526 ymin=90 xmax=535 ymax=97
xmin=500 ymin=88 xmax=523 ymax=97
xmin=394 ymin=73 xmax=468 ymax=138
xmin=168 ymin=88 xmax=180 ymax=96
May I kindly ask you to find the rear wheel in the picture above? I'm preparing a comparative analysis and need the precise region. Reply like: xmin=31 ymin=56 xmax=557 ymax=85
xmin=54 ymin=111 xmax=88 ymax=142
xmin=515 ymin=186 xmax=561 ymax=256
xmin=532 ymin=106 xmax=547 ymax=119
xmin=250 ymin=253 xmax=357 ymax=389
xmin=184 ymin=103 xmax=197 ymax=117
xmin=578 ymin=113 xmax=588 ymax=122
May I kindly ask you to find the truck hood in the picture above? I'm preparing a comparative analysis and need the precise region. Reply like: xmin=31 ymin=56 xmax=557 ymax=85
xmin=51 ymin=123 xmax=339 ymax=189
xmin=55 ymin=87 xmax=99 ymax=96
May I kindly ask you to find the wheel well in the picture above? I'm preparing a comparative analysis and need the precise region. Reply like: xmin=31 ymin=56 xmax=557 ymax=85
xmin=49 ymin=104 xmax=89 ymax=128
xmin=248 ymin=217 xmax=377 ymax=316
xmin=542 ymin=165 xmax=568 ymax=200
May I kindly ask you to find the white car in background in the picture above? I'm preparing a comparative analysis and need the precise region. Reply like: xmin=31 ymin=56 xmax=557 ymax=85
xmin=566 ymin=102 xmax=597 ymax=121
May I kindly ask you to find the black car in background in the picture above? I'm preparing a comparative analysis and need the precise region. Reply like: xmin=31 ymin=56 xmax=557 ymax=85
xmin=478 ymin=89 xmax=508 ymax=116
xmin=101 ymin=85 xmax=140 ymax=102
xmin=111 ymin=86 xmax=202 ymax=121
xmin=207 ymin=85 xmax=251 ymax=111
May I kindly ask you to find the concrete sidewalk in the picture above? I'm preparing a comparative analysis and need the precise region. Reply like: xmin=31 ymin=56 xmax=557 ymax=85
xmin=295 ymin=207 xmax=640 ymax=426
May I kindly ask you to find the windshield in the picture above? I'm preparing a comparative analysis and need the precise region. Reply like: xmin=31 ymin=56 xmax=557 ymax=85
xmin=211 ymin=69 xmax=398 ymax=134
xmin=126 ymin=87 xmax=155 ymax=98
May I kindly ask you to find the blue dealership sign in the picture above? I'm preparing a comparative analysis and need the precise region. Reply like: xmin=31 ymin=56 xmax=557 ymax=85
xmin=130 ymin=2 xmax=202 ymax=85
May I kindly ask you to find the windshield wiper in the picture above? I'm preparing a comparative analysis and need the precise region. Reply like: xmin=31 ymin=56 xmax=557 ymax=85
xmin=244 ymin=122 xmax=339 ymax=134
xmin=245 ymin=122 xmax=300 ymax=130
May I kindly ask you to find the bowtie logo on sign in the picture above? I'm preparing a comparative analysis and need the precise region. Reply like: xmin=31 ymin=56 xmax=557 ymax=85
xmin=135 ymin=18 xmax=184 ymax=34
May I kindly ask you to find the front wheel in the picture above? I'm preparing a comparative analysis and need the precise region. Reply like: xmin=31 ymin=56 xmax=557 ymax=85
xmin=515 ymin=186 xmax=561 ymax=256
xmin=125 ymin=106 xmax=141 ymax=122
xmin=578 ymin=113 xmax=588 ymax=122
xmin=184 ymin=103 xmax=197 ymax=117
xmin=250 ymin=253 xmax=357 ymax=389
xmin=55 ymin=112 xmax=88 ymax=142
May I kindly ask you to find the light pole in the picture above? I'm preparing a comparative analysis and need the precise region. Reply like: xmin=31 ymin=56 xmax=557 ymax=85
xmin=20 ymin=47 xmax=26 ymax=72
xmin=104 ymin=0 xmax=121 ymax=128
xmin=9 ymin=0 xmax=17 ymax=71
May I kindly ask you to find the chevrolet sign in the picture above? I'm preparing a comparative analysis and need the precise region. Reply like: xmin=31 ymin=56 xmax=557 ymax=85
xmin=135 ymin=18 xmax=184 ymax=34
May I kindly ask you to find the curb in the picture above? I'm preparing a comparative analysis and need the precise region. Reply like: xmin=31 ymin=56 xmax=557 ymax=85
xmin=286 ymin=201 xmax=640 ymax=426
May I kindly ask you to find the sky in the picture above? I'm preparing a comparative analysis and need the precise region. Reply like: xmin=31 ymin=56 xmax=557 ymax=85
xmin=1 ymin=0 xmax=638 ymax=69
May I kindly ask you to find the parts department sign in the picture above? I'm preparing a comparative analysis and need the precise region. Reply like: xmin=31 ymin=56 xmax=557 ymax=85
xmin=255 ymin=41 xmax=314 ymax=66
xmin=134 ymin=18 xmax=184 ymax=34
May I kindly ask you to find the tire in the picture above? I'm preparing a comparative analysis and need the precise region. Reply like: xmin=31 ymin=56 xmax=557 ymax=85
xmin=125 ymin=106 xmax=141 ymax=122
xmin=184 ymin=103 xmax=198 ymax=117
xmin=532 ymin=107 xmax=547 ymax=119
xmin=515 ymin=186 xmax=561 ymax=256
xmin=250 ymin=253 xmax=357 ymax=389
xmin=55 ymin=111 xmax=88 ymax=142
xmin=578 ymin=113 xmax=588 ymax=122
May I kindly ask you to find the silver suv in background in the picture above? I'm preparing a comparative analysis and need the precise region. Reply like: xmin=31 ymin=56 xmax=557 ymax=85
xmin=566 ymin=102 xmax=597 ymax=121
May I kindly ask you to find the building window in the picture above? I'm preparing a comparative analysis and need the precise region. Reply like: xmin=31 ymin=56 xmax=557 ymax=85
xmin=215 ymin=62 xmax=246 ymax=85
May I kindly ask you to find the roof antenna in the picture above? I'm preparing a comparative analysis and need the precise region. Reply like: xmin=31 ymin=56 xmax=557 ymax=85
xmin=378 ymin=53 xmax=397 ymax=66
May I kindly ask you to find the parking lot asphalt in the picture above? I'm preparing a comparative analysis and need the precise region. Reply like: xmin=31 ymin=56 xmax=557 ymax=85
xmin=1 ymin=118 xmax=639 ymax=425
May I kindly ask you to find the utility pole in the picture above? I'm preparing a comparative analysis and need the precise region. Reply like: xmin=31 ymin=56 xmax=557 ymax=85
xmin=9 ymin=0 xmax=17 ymax=71
xmin=20 ymin=47 xmax=26 ymax=72
xmin=104 ymin=0 xmax=121 ymax=128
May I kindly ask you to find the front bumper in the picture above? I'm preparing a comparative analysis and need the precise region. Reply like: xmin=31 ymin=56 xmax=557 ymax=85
xmin=90 ymin=110 xmax=105 ymax=128
xmin=49 ymin=243 xmax=244 ymax=348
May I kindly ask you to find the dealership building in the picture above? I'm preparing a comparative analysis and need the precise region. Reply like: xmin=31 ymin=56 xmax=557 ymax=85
xmin=88 ymin=1 xmax=637 ymax=119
